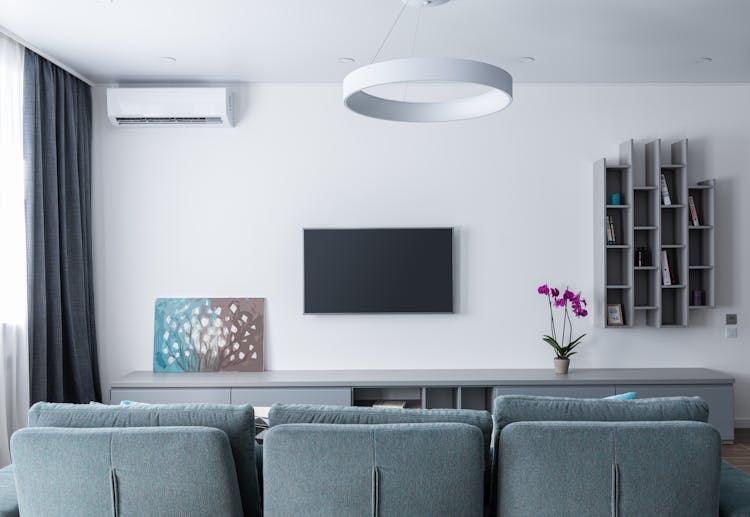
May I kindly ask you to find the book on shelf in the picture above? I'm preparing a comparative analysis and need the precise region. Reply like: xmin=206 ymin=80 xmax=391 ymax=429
xmin=372 ymin=400 xmax=407 ymax=409
xmin=688 ymin=195 xmax=700 ymax=226
xmin=606 ymin=216 xmax=616 ymax=244
xmin=660 ymin=174 xmax=672 ymax=205
xmin=661 ymin=250 xmax=672 ymax=286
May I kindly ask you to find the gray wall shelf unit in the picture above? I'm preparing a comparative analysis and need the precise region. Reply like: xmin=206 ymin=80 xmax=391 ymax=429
xmin=595 ymin=139 xmax=715 ymax=328
xmin=110 ymin=368 xmax=735 ymax=441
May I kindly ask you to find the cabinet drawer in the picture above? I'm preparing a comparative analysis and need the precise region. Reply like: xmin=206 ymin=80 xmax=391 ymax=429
xmin=493 ymin=385 xmax=615 ymax=400
xmin=230 ymin=388 xmax=352 ymax=406
xmin=110 ymin=388 xmax=231 ymax=404
xmin=616 ymin=384 xmax=734 ymax=441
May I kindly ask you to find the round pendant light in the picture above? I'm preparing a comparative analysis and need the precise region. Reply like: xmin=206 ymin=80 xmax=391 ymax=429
xmin=342 ymin=0 xmax=513 ymax=122
xmin=343 ymin=57 xmax=512 ymax=122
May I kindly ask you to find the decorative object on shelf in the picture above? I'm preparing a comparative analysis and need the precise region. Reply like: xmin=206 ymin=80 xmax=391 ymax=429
xmin=606 ymin=215 xmax=616 ymax=244
xmin=153 ymin=298 xmax=265 ymax=372
xmin=692 ymin=289 xmax=705 ymax=306
xmin=688 ymin=195 xmax=700 ymax=226
xmin=635 ymin=247 xmax=650 ymax=267
xmin=607 ymin=304 xmax=624 ymax=326
xmin=342 ymin=0 xmax=512 ymax=122
xmin=610 ymin=193 xmax=621 ymax=205
xmin=538 ymin=284 xmax=588 ymax=374
xmin=660 ymin=173 xmax=672 ymax=205
xmin=661 ymin=250 xmax=672 ymax=286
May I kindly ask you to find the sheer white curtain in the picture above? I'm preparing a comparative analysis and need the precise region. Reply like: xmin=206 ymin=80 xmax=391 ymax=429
xmin=0 ymin=33 xmax=29 ymax=466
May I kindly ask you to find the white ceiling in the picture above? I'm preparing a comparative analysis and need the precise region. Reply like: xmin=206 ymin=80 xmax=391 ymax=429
xmin=1 ymin=0 xmax=750 ymax=85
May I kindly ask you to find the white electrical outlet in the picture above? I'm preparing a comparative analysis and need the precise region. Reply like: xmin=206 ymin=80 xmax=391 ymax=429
xmin=725 ymin=327 xmax=738 ymax=339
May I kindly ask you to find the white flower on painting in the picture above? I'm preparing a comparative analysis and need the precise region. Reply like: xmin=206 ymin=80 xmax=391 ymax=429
xmin=239 ymin=352 xmax=245 ymax=360
xmin=241 ymin=314 xmax=248 ymax=323
xmin=229 ymin=354 xmax=235 ymax=361
xmin=230 ymin=325 xmax=238 ymax=334
xmin=213 ymin=318 xmax=222 ymax=328
xmin=172 ymin=343 xmax=179 ymax=350
xmin=167 ymin=356 xmax=175 ymax=364
xmin=184 ymin=350 xmax=191 ymax=357
xmin=233 ymin=343 xmax=239 ymax=351
xmin=218 ymin=337 xmax=227 ymax=348
xmin=251 ymin=352 xmax=257 ymax=359
xmin=162 ymin=346 xmax=169 ymax=354
xmin=200 ymin=317 xmax=209 ymax=328
xmin=230 ymin=303 xmax=237 ymax=313
xmin=215 ymin=307 xmax=222 ymax=316
xmin=250 ymin=325 xmax=256 ymax=330
xmin=163 ymin=331 xmax=169 ymax=341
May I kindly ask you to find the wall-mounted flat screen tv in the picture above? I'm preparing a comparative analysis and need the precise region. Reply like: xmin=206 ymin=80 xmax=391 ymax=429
xmin=304 ymin=228 xmax=454 ymax=314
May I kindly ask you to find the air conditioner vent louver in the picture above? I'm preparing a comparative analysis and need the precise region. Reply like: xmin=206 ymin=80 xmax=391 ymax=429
xmin=115 ymin=117 xmax=224 ymax=125
xmin=106 ymin=88 xmax=233 ymax=127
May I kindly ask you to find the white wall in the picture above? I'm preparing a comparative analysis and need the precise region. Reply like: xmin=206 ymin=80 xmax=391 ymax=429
xmin=92 ymin=83 xmax=750 ymax=422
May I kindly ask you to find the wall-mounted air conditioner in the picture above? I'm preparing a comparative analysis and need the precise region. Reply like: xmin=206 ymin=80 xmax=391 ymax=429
xmin=106 ymin=87 xmax=234 ymax=127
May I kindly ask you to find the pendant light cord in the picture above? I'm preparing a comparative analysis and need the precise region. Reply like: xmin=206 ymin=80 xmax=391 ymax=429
xmin=410 ymin=4 xmax=423 ymax=58
xmin=371 ymin=1 xmax=410 ymax=64
xmin=403 ymin=4 xmax=423 ymax=100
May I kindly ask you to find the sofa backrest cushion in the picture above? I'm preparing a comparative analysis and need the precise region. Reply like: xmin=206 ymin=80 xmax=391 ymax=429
xmin=497 ymin=421 xmax=720 ymax=517
xmin=264 ymin=423 xmax=484 ymax=517
xmin=11 ymin=426 xmax=243 ymax=517
xmin=492 ymin=395 xmax=709 ymax=434
xmin=28 ymin=402 xmax=259 ymax=517
xmin=270 ymin=403 xmax=493 ymax=506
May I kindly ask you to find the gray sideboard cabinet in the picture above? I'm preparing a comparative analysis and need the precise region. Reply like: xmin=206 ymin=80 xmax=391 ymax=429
xmin=110 ymin=368 xmax=735 ymax=442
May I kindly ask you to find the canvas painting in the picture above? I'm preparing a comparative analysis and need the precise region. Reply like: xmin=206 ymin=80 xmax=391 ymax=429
xmin=153 ymin=298 xmax=264 ymax=372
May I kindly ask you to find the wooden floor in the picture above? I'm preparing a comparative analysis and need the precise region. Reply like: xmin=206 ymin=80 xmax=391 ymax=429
xmin=723 ymin=429 xmax=750 ymax=474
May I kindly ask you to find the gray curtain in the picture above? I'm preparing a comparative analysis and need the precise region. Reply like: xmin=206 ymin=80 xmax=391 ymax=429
xmin=23 ymin=50 xmax=101 ymax=403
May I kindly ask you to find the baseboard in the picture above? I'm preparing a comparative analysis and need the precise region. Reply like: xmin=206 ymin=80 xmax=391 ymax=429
xmin=735 ymin=419 xmax=750 ymax=429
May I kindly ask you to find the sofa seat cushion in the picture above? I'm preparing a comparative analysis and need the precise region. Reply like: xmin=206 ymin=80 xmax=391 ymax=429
xmin=0 ymin=465 xmax=18 ymax=517
xmin=720 ymin=461 xmax=750 ymax=516
xmin=270 ymin=403 xmax=493 ymax=457
xmin=493 ymin=395 xmax=709 ymax=434
xmin=28 ymin=402 xmax=259 ymax=517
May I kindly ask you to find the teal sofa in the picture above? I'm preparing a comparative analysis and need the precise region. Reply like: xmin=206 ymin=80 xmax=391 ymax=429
xmin=0 ymin=397 xmax=748 ymax=516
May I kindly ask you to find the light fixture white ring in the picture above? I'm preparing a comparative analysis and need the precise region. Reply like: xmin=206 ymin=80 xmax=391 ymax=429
xmin=343 ymin=57 xmax=513 ymax=122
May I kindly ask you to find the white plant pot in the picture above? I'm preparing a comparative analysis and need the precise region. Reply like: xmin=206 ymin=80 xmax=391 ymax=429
xmin=554 ymin=358 xmax=570 ymax=374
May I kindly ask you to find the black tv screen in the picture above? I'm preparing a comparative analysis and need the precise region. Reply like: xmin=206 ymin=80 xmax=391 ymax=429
xmin=304 ymin=228 xmax=453 ymax=313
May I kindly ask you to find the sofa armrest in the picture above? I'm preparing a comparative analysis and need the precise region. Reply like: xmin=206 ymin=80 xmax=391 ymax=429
xmin=0 ymin=465 xmax=19 ymax=517
xmin=720 ymin=461 xmax=750 ymax=517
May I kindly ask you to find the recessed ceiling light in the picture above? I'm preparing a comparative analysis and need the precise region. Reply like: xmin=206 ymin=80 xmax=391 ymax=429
xmin=160 ymin=56 xmax=177 ymax=64
xmin=698 ymin=57 xmax=713 ymax=64
xmin=519 ymin=56 xmax=535 ymax=64
xmin=338 ymin=57 xmax=356 ymax=64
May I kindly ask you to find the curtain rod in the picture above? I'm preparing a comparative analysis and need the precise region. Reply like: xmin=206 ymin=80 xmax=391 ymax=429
xmin=0 ymin=25 xmax=95 ymax=87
